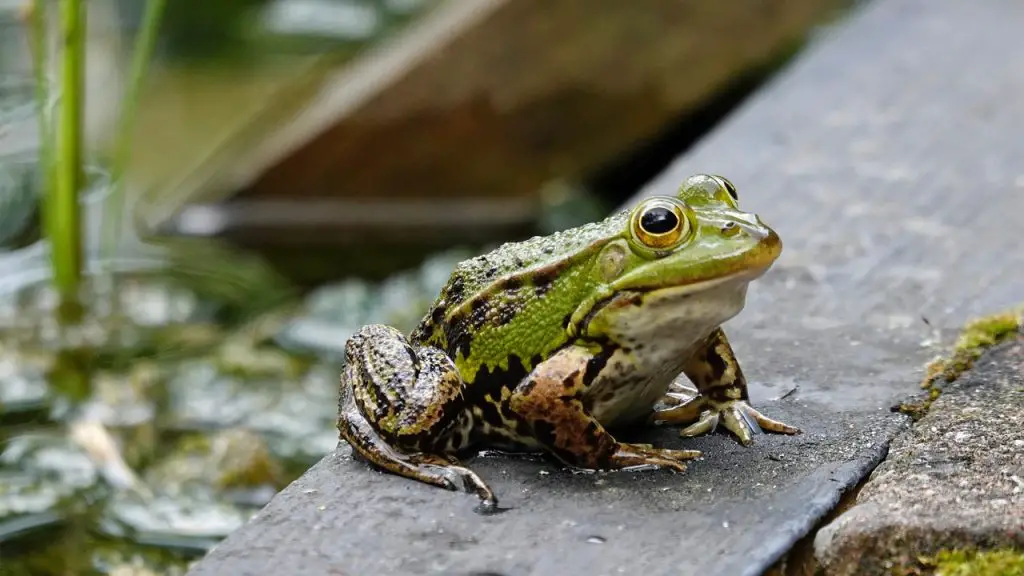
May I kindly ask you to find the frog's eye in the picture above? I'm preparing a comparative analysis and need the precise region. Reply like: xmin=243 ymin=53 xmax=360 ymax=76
xmin=678 ymin=173 xmax=739 ymax=208
xmin=714 ymin=175 xmax=739 ymax=203
xmin=632 ymin=199 xmax=690 ymax=250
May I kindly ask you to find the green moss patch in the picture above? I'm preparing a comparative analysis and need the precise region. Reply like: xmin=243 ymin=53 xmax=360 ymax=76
xmin=898 ymin=308 xmax=1022 ymax=420
xmin=909 ymin=548 xmax=1024 ymax=576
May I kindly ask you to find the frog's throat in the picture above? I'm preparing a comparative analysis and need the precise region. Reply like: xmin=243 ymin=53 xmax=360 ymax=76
xmin=565 ymin=267 xmax=766 ymax=339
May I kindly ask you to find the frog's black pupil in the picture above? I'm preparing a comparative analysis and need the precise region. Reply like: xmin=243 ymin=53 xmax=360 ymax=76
xmin=724 ymin=180 xmax=738 ymax=199
xmin=641 ymin=207 xmax=677 ymax=234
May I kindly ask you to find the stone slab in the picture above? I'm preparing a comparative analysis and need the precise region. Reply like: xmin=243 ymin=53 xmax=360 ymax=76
xmin=814 ymin=337 xmax=1024 ymax=575
xmin=187 ymin=0 xmax=1024 ymax=575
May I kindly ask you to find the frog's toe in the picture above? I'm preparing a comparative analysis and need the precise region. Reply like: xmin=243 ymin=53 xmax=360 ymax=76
xmin=673 ymin=401 xmax=799 ymax=445
xmin=415 ymin=455 xmax=498 ymax=508
xmin=447 ymin=464 xmax=499 ymax=509
xmin=738 ymin=402 xmax=800 ymax=435
xmin=678 ymin=411 xmax=720 ymax=438
xmin=717 ymin=401 xmax=800 ymax=445
xmin=720 ymin=404 xmax=757 ymax=445
xmin=651 ymin=395 xmax=707 ymax=425
xmin=611 ymin=442 xmax=702 ymax=473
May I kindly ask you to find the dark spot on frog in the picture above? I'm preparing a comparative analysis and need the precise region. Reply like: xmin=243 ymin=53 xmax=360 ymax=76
xmin=518 ymin=377 xmax=538 ymax=397
xmin=448 ymin=275 xmax=465 ymax=303
xmin=501 ymin=275 xmax=522 ymax=291
xmin=583 ymin=352 xmax=610 ymax=387
xmin=464 ymin=353 xmax=539 ymax=418
xmin=430 ymin=301 xmax=446 ymax=325
xmin=445 ymin=313 xmax=473 ymax=359
xmin=470 ymin=298 xmax=490 ymax=330
xmin=533 ymin=268 xmax=558 ymax=297
xmin=706 ymin=345 xmax=729 ymax=380
xmin=497 ymin=302 xmax=517 ymax=326
xmin=561 ymin=368 xmax=581 ymax=389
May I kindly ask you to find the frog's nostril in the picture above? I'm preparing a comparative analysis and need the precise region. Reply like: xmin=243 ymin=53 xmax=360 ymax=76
xmin=721 ymin=222 xmax=741 ymax=237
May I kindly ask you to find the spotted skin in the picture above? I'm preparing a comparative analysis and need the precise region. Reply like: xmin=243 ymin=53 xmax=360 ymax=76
xmin=509 ymin=346 xmax=700 ymax=470
xmin=337 ymin=174 xmax=801 ymax=508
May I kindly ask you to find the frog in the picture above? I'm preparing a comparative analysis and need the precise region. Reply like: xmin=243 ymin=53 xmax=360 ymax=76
xmin=337 ymin=174 xmax=799 ymax=509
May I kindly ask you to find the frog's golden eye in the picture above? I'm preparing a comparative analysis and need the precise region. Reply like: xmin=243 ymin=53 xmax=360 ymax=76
xmin=632 ymin=199 xmax=690 ymax=249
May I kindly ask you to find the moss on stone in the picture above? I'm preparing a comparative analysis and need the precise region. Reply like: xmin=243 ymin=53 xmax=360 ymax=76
xmin=922 ymin=309 xmax=1022 ymax=391
xmin=920 ymin=548 xmax=1024 ymax=576
xmin=899 ymin=308 xmax=1022 ymax=420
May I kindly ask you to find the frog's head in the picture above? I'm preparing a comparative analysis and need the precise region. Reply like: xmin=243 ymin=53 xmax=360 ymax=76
xmin=571 ymin=174 xmax=781 ymax=341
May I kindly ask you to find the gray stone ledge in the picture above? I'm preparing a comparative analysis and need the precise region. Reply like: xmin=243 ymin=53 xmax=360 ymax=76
xmin=814 ymin=337 xmax=1024 ymax=575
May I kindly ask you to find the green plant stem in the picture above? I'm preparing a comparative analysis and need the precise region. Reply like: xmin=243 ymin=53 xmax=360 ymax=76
xmin=103 ymin=0 xmax=167 ymax=264
xmin=28 ymin=0 xmax=52 ymax=153
xmin=51 ymin=0 xmax=85 ymax=321
xmin=29 ymin=0 xmax=58 ymax=264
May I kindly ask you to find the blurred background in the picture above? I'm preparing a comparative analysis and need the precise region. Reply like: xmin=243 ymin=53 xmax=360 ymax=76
xmin=0 ymin=1 xmax=855 ymax=573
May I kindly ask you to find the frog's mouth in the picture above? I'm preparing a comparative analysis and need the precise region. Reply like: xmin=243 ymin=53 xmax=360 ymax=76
xmin=641 ymin=259 xmax=773 ymax=295
xmin=615 ymin=226 xmax=782 ymax=296
xmin=576 ymin=260 xmax=772 ymax=339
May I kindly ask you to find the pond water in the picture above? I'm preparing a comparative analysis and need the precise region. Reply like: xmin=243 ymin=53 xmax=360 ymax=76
xmin=0 ymin=245 xmax=474 ymax=574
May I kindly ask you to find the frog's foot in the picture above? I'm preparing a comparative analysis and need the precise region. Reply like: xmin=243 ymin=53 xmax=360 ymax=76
xmin=651 ymin=396 xmax=800 ymax=446
xmin=608 ymin=442 xmax=702 ymax=473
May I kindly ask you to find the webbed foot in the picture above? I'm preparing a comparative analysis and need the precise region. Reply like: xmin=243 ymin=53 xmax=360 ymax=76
xmin=651 ymin=391 xmax=800 ymax=446
xmin=655 ymin=328 xmax=801 ymax=445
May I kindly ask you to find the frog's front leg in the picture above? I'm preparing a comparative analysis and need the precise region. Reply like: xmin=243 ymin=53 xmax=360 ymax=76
xmin=510 ymin=346 xmax=701 ymax=472
xmin=650 ymin=328 xmax=800 ymax=445
xmin=337 ymin=324 xmax=497 ymax=508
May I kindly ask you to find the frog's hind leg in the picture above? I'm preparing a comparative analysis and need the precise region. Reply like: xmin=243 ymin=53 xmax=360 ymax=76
xmin=338 ymin=394 xmax=496 ymax=505
xmin=337 ymin=324 xmax=497 ymax=507
xmin=509 ymin=346 xmax=702 ymax=472
xmin=650 ymin=328 xmax=800 ymax=445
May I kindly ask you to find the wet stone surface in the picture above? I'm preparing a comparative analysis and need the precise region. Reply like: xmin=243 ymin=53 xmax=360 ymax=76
xmin=815 ymin=336 xmax=1024 ymax=575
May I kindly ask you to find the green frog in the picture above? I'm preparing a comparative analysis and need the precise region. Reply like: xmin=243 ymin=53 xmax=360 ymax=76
xmin=337 ymin=174 xmax=799 ymax=509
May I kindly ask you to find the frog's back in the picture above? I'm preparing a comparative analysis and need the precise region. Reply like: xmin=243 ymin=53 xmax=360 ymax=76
xmin=444 ymin=212 xmax=627 ymax=303
xmin=410 ymin=211 xmax=628 ymax=376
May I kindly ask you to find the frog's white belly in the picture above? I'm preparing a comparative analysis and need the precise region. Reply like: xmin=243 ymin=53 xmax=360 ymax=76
xmin=584 ymin=280 xmax=750 ymax=428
